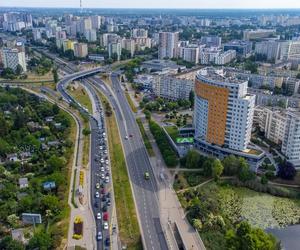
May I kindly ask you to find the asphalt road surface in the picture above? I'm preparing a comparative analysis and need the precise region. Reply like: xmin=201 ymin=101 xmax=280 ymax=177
xmin=88 ymin=75 xmax=169 ymax=250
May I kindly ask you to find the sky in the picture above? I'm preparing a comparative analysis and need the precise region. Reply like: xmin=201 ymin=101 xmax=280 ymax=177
xmin=1 ymin=0 xmax=300 ymax=9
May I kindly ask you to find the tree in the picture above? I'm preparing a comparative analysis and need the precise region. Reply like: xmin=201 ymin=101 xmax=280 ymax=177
xmin=186 ymin=150 xmax=201 ymax=169
xmin=7 ymin=214 xmax=19 ymax=228
xmin=189 ymin=90 xmax=195 ymax=108
xmin=41 ymin=195 xmax=61 ymax=215
xmin=226 ymin=221 xmax=278 ymax=250
xmin=222 ymin=155 xmax=240 ymax=176
xmin=52 ymin=104 xmax=60 ymax=115
xmin=261 ymin=174 xmax=268 ymax=185
xmin=46 ymin=155 xmax=66 ymax=172
xmin=192 ymin=218 xmax=203 ymax=231
xmin=144 ymin=110 xmax=151 ymax=120
xmin=238 ymin=159 xmax=255 ymax=182
xmin=82 ymin=128 xmax=91 ymax=136
xmin=28 ymin=230 xmax=52 ymax=250
xmin=52 ymin=68 xmax=59 ymax=83
xmin=212 ymin=159 xmax=224 ymax=181
xmin=277 ymin=161 xmax=296 ymax=180
xmin=0 ymin=236 xmax=24 ymax=250
xmin=202 ymin=158 xmax=214 ymax=177
xmin=15 ymin=64 xmax=23 ymax=75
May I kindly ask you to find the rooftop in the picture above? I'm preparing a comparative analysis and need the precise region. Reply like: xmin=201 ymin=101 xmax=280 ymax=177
xmin=197 ymin=67 xmax=247 ymax=84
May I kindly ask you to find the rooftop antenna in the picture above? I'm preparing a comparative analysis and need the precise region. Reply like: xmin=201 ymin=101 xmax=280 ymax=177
xmin=80 ymin=0 xmax=83 ymax=13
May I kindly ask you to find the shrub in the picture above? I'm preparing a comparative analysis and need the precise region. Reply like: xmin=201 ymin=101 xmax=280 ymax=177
xmin=149 ymin=120 xmax=178 ymax=167
xmin=277 ymin=161 xmax=296 ymax=180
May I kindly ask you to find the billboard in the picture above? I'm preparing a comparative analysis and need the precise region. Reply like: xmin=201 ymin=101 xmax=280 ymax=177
xmin=176 ymin=137 xmax=194 ymax=144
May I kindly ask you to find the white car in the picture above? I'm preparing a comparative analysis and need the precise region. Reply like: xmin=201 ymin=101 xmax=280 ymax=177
xmin=103 ymin=222 xmax=109 ymax=230
xmin=95 ymin=192 xmax=100 ymax=198
xmin=105 ymin=159 xmax=109 ymax=165
xmin=96 ymin=183 xmax=100 ymax=189
xmin=100 ymin=158 xmax=104 ymax=164
xmin=101 ymin=173 xmax=105 ymax=179
xmin=96 ymin=212 xmax=101 ymax=220
xmin=125 ymin=136 xmax=128 ymax=140
xmin=97 ymin=231 xmax=102 ymax=241
xmin=105 ymin=176 xmax=109 ymax=183
xmin=100 ymin=167 xmax=105 ymax=172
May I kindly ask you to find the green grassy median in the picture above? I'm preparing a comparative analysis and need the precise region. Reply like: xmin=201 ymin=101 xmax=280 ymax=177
xmin=136 ymin=118 xmax=155 ymax=157
xmin=125 ymin=92 xmax=138 ymax=113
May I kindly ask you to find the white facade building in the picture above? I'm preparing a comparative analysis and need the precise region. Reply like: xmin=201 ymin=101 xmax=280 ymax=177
xmin=215 ymin=50 xmax=236 ymax=65
xmin=84 ymin=29 xmax=97 ymax=42
xmin=108 ymin=42 xmax=122 ymax=61
xmin=158 ymin=32 xmax=179 ymax=59
xmin=179 ymin=46 xmax=200 ymax=64
xmin=194 ymin=67 xmax=255 ymax=151
xmin=1 ymin=48 xmax=27 ymax=72
xmin=154 ymin=74 xmax=194 ymax=100
xmin=282 ymin=111 xmax=300 ymax=167
xmin=121 ymin=38 xmax=135 ymax=57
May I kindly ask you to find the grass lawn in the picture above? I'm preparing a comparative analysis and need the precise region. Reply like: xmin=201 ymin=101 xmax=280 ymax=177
xmin=125 ymin=92 xmax=138 ymax=113
xmin=68 ymin=86 xmax=92 ymax=167
xmin=82 ymin=121 xmax=90 ymax=167
xmin=174 ymin=171 xmax=210 ymax=191
xmin=98 ymin=91 xmax=142 ymax=249
xmin=164 ymin=126 xmax=179 ymax=141
xmin=56 ymin=110 xmax=77 ymax=247
xmin=68 ymin=85 xmax=93 ymax=113
xmin=136 ymin=118 xmax=154 ymax=156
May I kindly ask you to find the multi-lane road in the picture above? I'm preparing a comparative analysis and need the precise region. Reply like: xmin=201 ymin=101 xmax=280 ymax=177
xmin=56 ymin=70 xmax=115 ymax=250
xmin=37 ymin=49 xmax=170 ymax=250
xmin=88 ymin=75 xmax=169 ymax=250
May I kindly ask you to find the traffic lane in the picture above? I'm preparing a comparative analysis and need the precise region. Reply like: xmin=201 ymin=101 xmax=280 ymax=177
xmin=89 ymin=96 xmax=113 ymax=249
xmin=90 ymin=77 xmax=168 ymax=249
xmin=90 ymin=119 xmax=103 ymax=250
xmin=110 ymin=77 xmax=168 ymax=249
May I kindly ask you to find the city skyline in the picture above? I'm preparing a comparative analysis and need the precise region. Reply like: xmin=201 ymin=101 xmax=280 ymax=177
xmin=2 ymin=0 xmax=300 ymax=9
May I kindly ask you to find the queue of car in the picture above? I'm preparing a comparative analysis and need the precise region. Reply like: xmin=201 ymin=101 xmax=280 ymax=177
xmin=93 ymin=106 xmax=111 ymax=249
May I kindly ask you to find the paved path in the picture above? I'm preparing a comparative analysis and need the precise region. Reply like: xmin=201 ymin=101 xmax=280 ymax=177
xmin=142 ymin=117 xmax=206 ymax=250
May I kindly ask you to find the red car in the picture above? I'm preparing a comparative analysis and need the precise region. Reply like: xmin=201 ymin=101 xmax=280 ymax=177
xmin=103 ymin=212 xmax=109 ymax=221
xmin=101 ymin=188 xmax=106 ymax=194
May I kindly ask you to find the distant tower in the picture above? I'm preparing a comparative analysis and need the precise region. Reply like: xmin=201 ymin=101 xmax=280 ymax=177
xmin=80 ymin=0 xmax=82 ymax=10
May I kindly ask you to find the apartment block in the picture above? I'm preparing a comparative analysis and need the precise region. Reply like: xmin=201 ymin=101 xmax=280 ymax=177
xmin=194 ymin=67 xmax=255 ymax=151
xmin=243 ymin=29 xmax=276 ymax=40
xmin=108 ymin=42 xmax=121 ymax=61
xmin=1 ymin=48 xmax=27 ymax=72
xmin=200 ymin=36 xmax=222 ymax=48
xmin=74 ymin=43 xmax=88 ymax=58
xmin=153 ymin=74 xmax=194 ymax=100
xmin=158 ymin=32 xmax=179 ymax=59
xmin=179 ymin=46 xmax=199 ymax=64
xmin=281 ymin=110 xmax=300 ymax=167
xmin=254 ymin=106 xmax=287 ymax=144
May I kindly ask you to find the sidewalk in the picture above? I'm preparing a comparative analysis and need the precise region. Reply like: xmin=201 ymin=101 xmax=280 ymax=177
xmin=142 ymin=118 xmax=206 ymax=250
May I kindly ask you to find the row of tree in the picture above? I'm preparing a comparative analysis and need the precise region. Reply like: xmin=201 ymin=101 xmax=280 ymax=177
xmin=149 ymin=120 xmax=178 ymax=167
